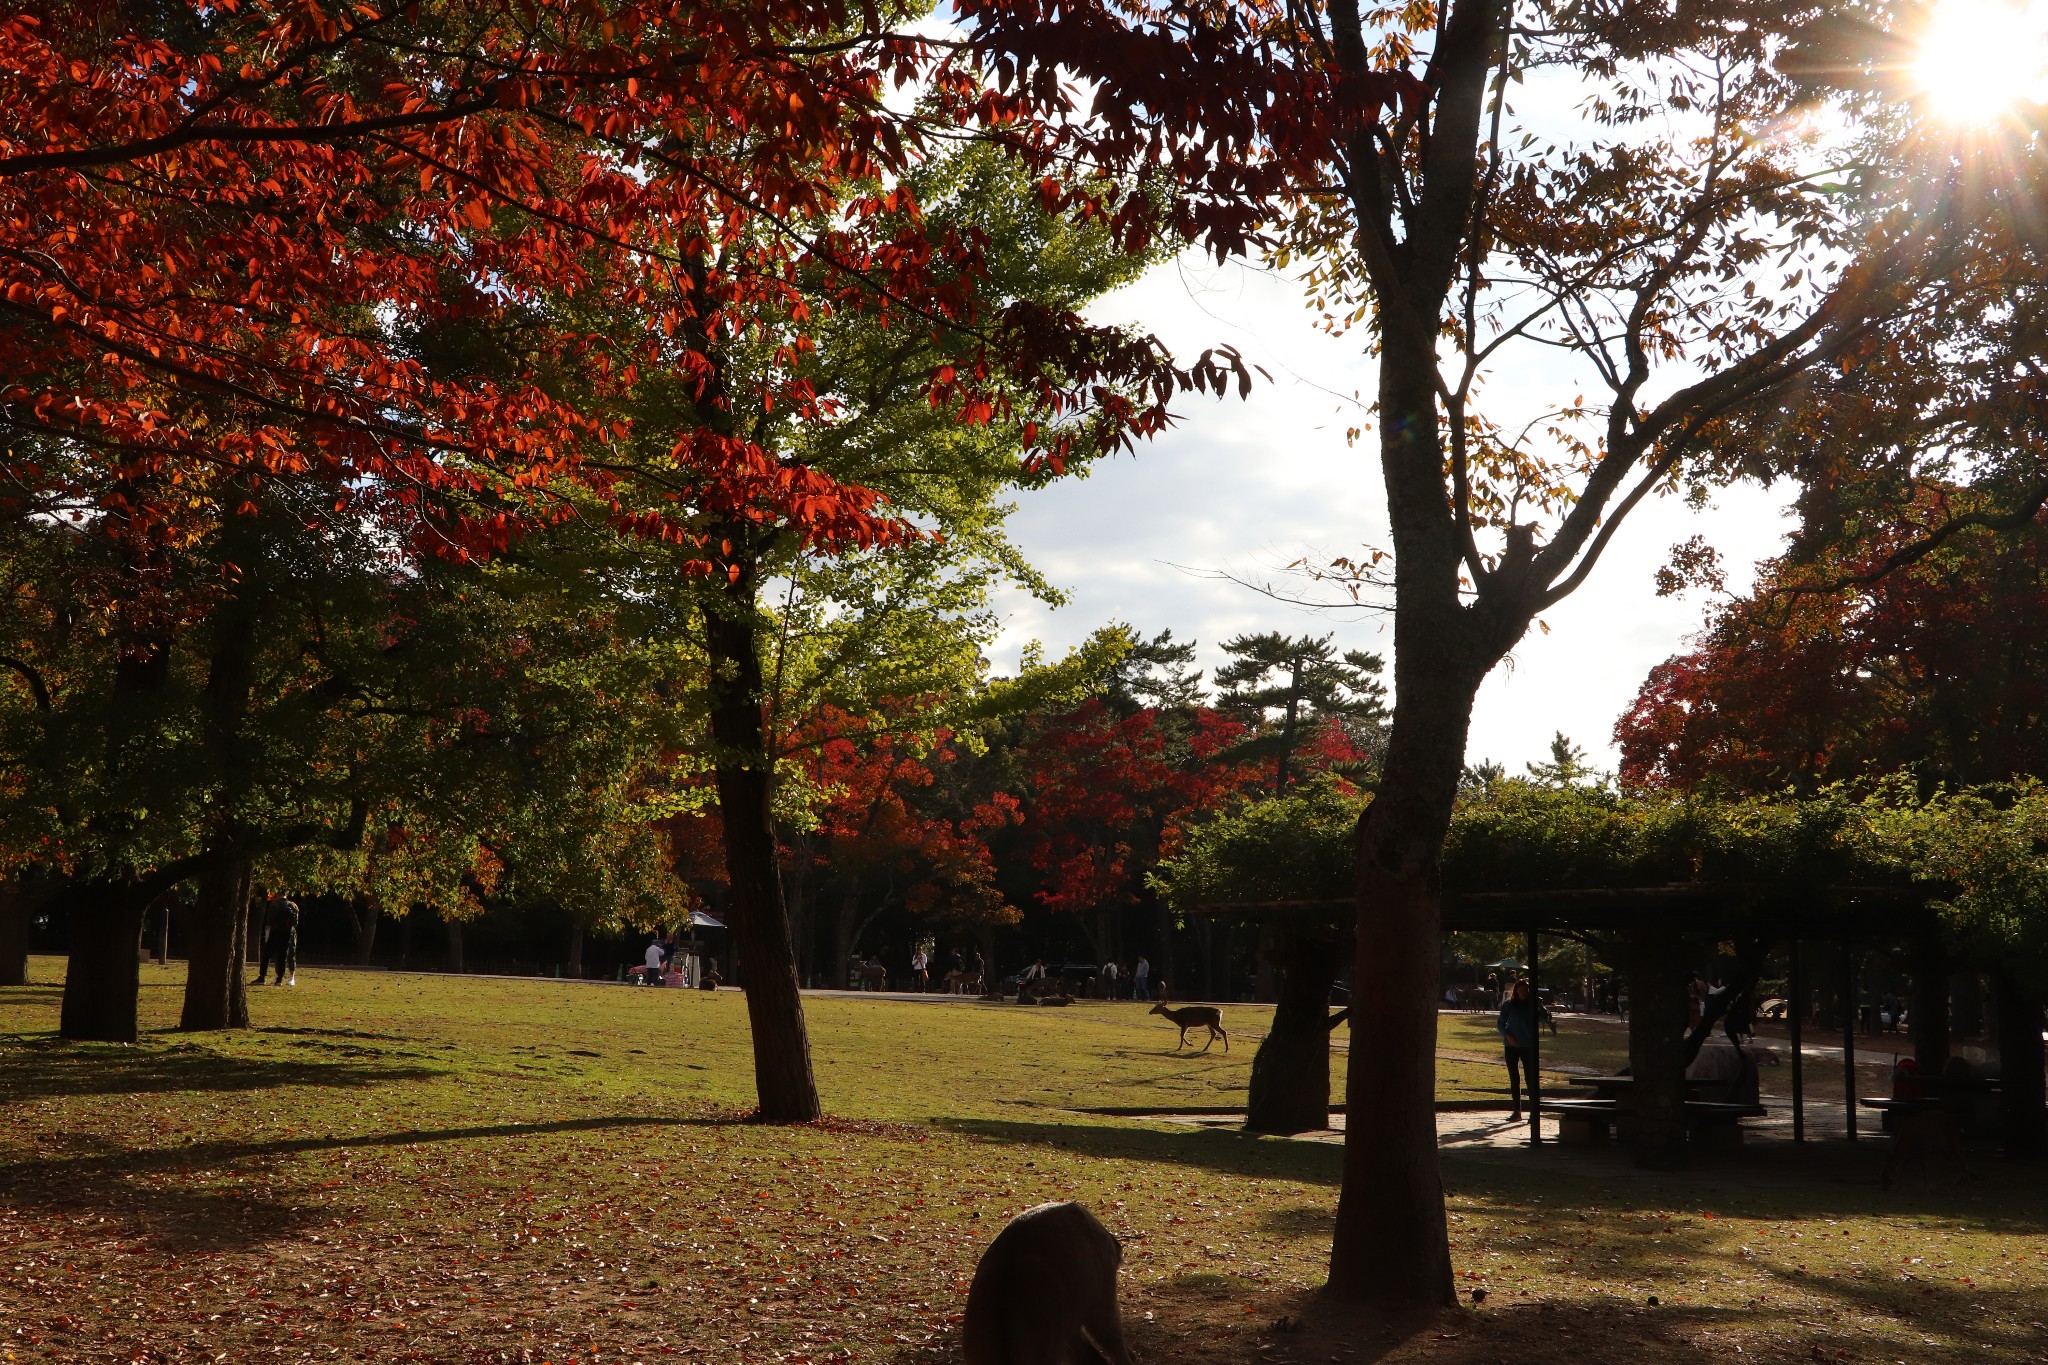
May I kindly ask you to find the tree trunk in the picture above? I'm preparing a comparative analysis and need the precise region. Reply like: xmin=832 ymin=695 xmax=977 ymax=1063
xmin=58 ymin=881 xmax=148 ymax=1042
xmin=1318 ymin=497 xmax=1482 ymax=1309
xmin=446 ymin=919 xmax=464 ymax=973
xmin=784 ymin=830 xmax=812 ymax=987
xmin=1246 ymin=922 xmax=1349 ymax=1134
xmin=1627 ymin=927 xmax=1690 ymax=1171
xmin=352 ymin=896 xmax=380 ymax=965
xmin=1995 ymin=970 xmax=2045 ymax=1158
xmin=1252 ymin=922 xmax=1278 ymax=1003
xmin=0 ymin=875 xmax=32 ymax=987
xmin=1910 ymin=933 xmax=1950 ymax=1071
xmin=179 ymin=858 xmax=251 ymax=1030
xmin=568 ymin=921 xmax=585 ymax=978
xmin=705 ymin=567 xmax=822 ymax=1123
xmin=1154 ymin=900 xmax=1176 ymax=1001
xmin=835 ymin=885 xmax=861 ymax=989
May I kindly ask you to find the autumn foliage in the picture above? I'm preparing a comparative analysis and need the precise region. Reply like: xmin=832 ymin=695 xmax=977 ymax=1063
xmin=1619 ymin=516 xmax=2048 ymax=794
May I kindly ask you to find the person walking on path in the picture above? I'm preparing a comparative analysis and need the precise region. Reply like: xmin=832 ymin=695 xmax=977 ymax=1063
xmin=1497 ymin=978 xmax=1555 ymax=1120
xmin=1132 ymin=955 xmax=1150 ymax=1001
xmin=254 ymin=889 xmax=301 ymax=986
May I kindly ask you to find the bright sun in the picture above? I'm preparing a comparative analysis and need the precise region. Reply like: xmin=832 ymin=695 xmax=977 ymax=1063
xmin=1910 ymin=0 xmax=2048 ymax=121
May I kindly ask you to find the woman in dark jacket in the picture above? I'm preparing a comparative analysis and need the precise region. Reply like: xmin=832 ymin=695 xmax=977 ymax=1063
xmin=1497 ymin=979 xmax=1555 ymax=1119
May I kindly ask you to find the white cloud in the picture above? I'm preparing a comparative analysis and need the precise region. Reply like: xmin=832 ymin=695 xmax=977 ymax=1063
xmin=989 ymin=252 xmax=1796 ymax=770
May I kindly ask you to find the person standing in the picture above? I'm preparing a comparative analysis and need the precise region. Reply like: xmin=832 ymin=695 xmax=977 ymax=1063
xmin=1132 ymin=955 xmax=1150 ymax=1002
xmin=1101 ymin=958 xmax=1119 ymax=999
xmin=971 ymin=950 xmax=987 ymax=995
xmin=912 ymin=945 xmax=929 ymax=993
xmin=254 ymin=889 xmax=301 ymax=986
xmin=643 ymin=936 xmax=667 ymax=986
xmin=1497 ymin=979 xmax=1555 ymax=1120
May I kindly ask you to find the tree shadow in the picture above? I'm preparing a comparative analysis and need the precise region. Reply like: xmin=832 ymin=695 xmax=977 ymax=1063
xmin=0 ymin=1114 xmax=733 ymax=1255
xmin=0 ymin=1034 xmax=443 ymax=1103
xmin=1259 ymin=1204 xmax=1336 ymax=1238
xmin=937 ymin=1115 xmax=1344 ymax=1186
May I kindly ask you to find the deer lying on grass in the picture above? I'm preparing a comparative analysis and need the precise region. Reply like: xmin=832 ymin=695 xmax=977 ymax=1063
xmin=1150 ymin=1001 xmax=1228 ymax=1053
xmin=963 ymin=1201 xmax=1130 ymax=1365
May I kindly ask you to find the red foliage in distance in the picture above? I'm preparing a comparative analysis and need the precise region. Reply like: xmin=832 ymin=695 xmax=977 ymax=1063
xmin=1617 ymin=519 xmax=2048 ymax=793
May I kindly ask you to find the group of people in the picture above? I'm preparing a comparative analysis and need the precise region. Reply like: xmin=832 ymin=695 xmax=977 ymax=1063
xmin=1018 ymin=955 xmax=1159 ymax=1001
xmin=641 ymin=934 xmax=716 ymax=988
xmin=900 ymin=946 xmax=986 ymax=993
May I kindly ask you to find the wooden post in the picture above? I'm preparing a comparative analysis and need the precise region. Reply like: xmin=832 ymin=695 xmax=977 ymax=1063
xmin=1844 ymin=944 xmax=1858 ymax=1142
xmin=1789 ymin=937 xmax=1805 ymax=1144
xmin=1527 ymin=926 xmax=1541 ymax=1147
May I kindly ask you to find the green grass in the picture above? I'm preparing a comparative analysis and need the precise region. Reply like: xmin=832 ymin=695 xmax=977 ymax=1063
xmin=2 ymin=959 xmax=2046 ymax=1364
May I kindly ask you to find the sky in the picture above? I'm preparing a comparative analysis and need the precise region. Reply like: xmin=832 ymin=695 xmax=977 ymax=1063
xmin=984 ymin=251 xmax=1802 ymax=773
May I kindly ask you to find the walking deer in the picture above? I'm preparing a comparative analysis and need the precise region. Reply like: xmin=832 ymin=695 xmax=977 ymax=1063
xmin=1150 ymin=1001 xmax=1228 ymax=1053
xmin=962 ymin=1201 xmax=1130 ymax=1365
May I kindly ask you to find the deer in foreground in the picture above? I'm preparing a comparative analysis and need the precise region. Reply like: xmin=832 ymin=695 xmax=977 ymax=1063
xmin=1150 ymin=1001 xmax=1228 ymax=1053
xmin=962 ymin=1201 xmax=1130 ymax=1365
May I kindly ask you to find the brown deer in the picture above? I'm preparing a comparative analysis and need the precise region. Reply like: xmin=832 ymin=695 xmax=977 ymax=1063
xmin=1150 ymin=1001 xmax=1228 ymax=1053
xmin=962 ymin=1201 xmax=1130 ymax=1365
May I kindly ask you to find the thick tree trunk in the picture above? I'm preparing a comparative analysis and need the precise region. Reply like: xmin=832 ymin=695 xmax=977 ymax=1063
xmin=1995 ymin=970 xmax=2046 ymax=1158
xmin=706 ymin=571 xmax=822 ymax=1123
xmin=179 ymin=859 xmax=251 ymax=1030
xmin=1326 ymin=644 xmax=1483 ymax=1307
xmin=0 ymin=875 xmax=33 ymax=987
xmin=1627 ymin=928 xmax=1690 ymax=1171
xmin=446 ymin=919 xmax=464 ymax=974
xmin=1246 ymin=922 xmax=1349 ymax=1134
xmin=568 ymin=922 xmax=585 ymax=978
xmin=183 ymin=568 xmax=260 ymax=1032
xmin=58 ymin=881 xmax=148 ymax=1042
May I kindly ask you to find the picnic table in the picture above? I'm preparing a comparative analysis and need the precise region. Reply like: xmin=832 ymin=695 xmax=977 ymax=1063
xmin=1861 ymin=1079 xmax=1999 ymax=1133
xmin=1542 ymin=1088 xmax=1766 ymax=1149
xmin=1562 ymin=1074 xmax=1713 ymax=1101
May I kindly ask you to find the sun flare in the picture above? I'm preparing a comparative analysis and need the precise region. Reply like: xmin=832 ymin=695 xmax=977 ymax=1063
xmin=1910 ymin=0 xmax=2048 ymax=121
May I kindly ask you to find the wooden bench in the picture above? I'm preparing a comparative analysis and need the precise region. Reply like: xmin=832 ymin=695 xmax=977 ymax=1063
xmin=1541 ymin=1098 xmax=1619 ymax=1146
xmin=1685 ymin=1100 xmax=1768 ymax=1151
xmin=1540 ymin=1098 xmax=1765 ymax=1149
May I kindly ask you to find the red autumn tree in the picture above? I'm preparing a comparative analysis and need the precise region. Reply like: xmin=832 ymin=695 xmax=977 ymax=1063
xmin=794 ymin=721 xmax=1022 ymax=986
xmin=1 ymin=0 xmax=1252 ymax=1090
xmin=1014 ymin=695 xmax=1255 ymax=963
xmin=1619 ymin=512 xmax=2048 ymax=794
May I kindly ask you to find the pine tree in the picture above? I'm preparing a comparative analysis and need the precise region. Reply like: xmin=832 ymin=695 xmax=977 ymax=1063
xmin=1214 ymin=634 xmax=1386 ymax=792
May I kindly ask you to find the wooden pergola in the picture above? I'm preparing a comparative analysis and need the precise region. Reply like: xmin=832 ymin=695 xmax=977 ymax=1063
xmin=1196 ymin=882 xmax=1943 ymax=1157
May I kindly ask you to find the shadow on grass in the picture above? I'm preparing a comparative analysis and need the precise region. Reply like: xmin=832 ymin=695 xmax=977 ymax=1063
xmin=0 ymin=1034 xmax=442 ymax=1102
xmin=0 ymin=1114 xmax=731 ymax=1254
xmin=937 ymin=1115 xmax=1343 ymax=1186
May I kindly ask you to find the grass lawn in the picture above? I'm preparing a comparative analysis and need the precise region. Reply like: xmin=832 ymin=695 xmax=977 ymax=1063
xmin=4 ymin=958 xmax=2047 ymax=1364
